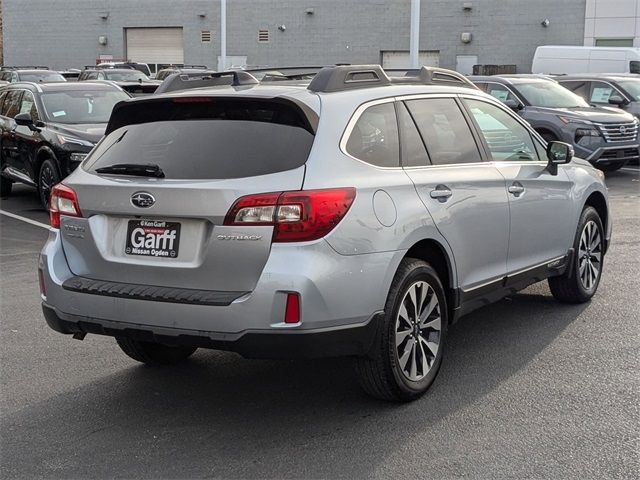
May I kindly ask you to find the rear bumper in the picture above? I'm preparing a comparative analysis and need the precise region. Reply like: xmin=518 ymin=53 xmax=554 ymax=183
xmin=40 ymin=228 xmax=402 ymax=344
xmin=42 ymin=303 xmax=382 ymax=359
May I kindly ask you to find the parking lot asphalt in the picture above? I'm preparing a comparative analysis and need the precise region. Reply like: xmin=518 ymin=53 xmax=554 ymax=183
xmin=1 ymin=168 xmax=639 ymax=479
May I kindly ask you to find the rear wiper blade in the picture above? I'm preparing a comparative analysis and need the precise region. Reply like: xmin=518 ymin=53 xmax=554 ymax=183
xmin=95 ymin=163 xmax=165 ymax=178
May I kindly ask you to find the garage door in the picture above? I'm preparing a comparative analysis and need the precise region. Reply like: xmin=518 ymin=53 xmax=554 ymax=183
xmin=125 ymin=28 xmax=184 ymax=64
xmin=381 ymin=50 xmax=440 ymax=69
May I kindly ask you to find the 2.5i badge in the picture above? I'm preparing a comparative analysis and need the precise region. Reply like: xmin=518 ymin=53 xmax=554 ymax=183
xmin=125 ymin=220 xmax=181 ymax=258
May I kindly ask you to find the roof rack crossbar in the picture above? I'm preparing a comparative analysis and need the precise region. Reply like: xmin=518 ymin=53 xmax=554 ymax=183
xmin=154 ymin=70 xmax=259 ymax=94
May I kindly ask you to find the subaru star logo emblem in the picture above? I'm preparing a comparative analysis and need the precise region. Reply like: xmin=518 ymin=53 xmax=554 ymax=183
xmin=131 ymin=192 xmax=155 ymax=208
xmin=619 ymin=125 xmax=627 ymax=135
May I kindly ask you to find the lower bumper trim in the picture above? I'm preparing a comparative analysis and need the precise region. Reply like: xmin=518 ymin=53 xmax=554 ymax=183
xmin=42 ymin=304 xmax=382 ymax=359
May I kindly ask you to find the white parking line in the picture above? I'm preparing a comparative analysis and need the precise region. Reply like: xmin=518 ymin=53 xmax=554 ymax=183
xmin=0 ymin=209 xmax=50 ymax=230
xmin=621 ymin=167 xmax=640 ymax=173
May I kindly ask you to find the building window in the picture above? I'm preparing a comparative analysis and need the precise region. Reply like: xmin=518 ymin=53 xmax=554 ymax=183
xmin=595 ymin=38 xmax=634 ymax=47
xmin=201 ymin=31 xmax=211 ymax=43
xmin=258 ymin=29 xmax=269 ymax=43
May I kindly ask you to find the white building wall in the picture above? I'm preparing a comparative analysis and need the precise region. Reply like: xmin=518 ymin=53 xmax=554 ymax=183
xmin=584 ymin=0 xmax=640 ymax=46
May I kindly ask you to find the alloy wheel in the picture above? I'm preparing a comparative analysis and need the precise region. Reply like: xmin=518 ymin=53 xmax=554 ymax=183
xmin=578 ymin=220 xmax=602 ymax=291
xmin=39 ymin=164 xmax=56 ymax=210
xmin=394 ymin=281 xmax=442 ymax=382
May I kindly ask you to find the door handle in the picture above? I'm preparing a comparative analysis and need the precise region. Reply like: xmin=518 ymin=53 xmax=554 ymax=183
xmin=508 ymin=182 xmax=525 ymax=197
xmin=429 ymin=185 xmax=453 ymax=202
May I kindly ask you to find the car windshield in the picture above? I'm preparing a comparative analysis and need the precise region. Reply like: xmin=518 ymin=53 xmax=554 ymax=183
xmin=616 ymin=79 xmax=640 ymax=101
xmin=40 ymin=90 xmax=130 ymax=124
xmin=104 ymin=71 xmax=149 ymax=82
xmin=515 ymin=81 xmax=589 ymax=108
xmin=20 ymin=72 xmax=66 ymax=83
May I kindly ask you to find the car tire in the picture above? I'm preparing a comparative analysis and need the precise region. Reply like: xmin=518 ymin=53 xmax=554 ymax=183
xmin=355 ymin=258 xmax=447 ymax=402
xmin=116 ymin=337 xmax=197 ymax=366
xmin=38 ymin=159 xmax=61 ymax=211
xmin=0 ymin=175 xmax=12 ymax=197
xmin=549 ymin=206 xmax=604 ymax=304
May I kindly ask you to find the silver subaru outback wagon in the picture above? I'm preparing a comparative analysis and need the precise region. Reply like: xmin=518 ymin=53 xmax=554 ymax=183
xmin=39 ymin=66 xmax=611 ymax=401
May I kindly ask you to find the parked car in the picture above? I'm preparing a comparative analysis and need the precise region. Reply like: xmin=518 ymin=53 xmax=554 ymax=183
xmin=78 ymin=68 xmax=161 ymax=95
xmin=0 ymin=67 xmax=66 ymax=83
xmin=556 ymin=74 xmax=640 ymax=119
xmin=532 ymin=45 xmax=640 ymax=74
xmin=470 ymin=75 xmax=639 ymax=171
xmin=0 ymin=81 xmax=130 ymax=208
xmin=155 ymin=65 xmax=212 ymax=81
xmin=40 ymin=65 xmax=610 ymax=402
xmin=59 ymin=69 xmax=82 ymax=81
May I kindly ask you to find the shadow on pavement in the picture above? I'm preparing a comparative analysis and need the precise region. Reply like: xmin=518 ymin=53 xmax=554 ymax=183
xmin=1 ymin=290 xmax=588 ymax=479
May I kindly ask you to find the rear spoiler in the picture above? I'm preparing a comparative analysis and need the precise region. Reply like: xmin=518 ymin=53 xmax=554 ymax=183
xmin=106 ymin=95 xmax=319 ymax=135
xmin=155 ymin=71 xmax=259 ymax=94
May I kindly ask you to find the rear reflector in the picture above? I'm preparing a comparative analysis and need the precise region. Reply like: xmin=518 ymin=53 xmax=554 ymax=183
xmin=224 ymin=188 xmax=356 ymax=242
xmin=38 ymin=268 xmax=46 ymax=297
xmin=284 ymin=292 xmax=300 ymax=324
xmin=50 ymin=184 xmax=82 ymax=228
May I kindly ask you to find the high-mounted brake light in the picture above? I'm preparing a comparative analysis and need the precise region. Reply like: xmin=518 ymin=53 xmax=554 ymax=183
xmin=49 ymin=184 xmax=82 ymax=229
xmin=224 ymin=188 xmax=356 ymax=242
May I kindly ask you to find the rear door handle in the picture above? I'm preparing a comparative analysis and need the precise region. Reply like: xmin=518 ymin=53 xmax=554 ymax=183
xmin=508 ymin=182 xmax=525 ymax=197
xmin=429 ymin=185 xmax=453 ymax=202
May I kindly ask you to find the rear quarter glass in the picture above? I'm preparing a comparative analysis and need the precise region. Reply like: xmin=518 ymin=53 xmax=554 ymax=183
xmin=84 ymin=98 xmax=316 ymax=180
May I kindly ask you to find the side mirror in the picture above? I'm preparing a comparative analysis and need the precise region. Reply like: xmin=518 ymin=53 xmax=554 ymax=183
xmin=608 ymin=95 xmax=628 ymax=107
xmin=546 ymin=141 xmax=573 ymax=175
xmin=504 ymin=99 xmax=523 ymax=111
xmin=14 ymin=112 xmax=39 ymax=131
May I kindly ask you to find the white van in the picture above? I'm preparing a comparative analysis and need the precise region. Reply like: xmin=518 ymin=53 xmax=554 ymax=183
xmin=532 ymin=46 xmax=640 ymax=74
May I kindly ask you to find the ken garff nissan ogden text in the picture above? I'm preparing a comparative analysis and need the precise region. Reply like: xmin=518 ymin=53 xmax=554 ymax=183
xmin=40 ymin=66 xmax=610 ymax=401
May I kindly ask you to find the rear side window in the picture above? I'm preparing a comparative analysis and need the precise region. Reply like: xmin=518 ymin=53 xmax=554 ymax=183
xmin=345 ymin=102 xmax=400 ymax=167
xmin=405 ymin=98 xmax=481 ymax=165
xmin=2 ymin=90 xmax=23 ymax=118
xmin=85 ymin=99 xmax=315 ymax=179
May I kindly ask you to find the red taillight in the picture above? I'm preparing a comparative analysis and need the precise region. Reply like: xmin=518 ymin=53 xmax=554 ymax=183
xmin=224 ymin=188 xmax=356 ymax=242
xmin=50 ymin=184 xmax=82 ymax=229
xmin=284 ymin=292 xmax=300 ymax=324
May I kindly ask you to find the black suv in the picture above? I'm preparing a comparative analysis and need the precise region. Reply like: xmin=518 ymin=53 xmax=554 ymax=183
xmin=0 ymin=82 xmax=130 ymax=208
xmin=0 ymin=67 xmax=66 ymax=83
xmin=78 ymin=68 xmax=160 ymax=95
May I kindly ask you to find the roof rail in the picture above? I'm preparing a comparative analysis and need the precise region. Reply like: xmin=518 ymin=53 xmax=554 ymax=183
xmin=1 ymin=65 xmax=50 ymax=70
xmin=154 ymin=70 xmax=259 ymax=94
xmin=308 ymin=65 xmax=391 ymax=92
xmin=391 ymin=66 xmax=478 ymax=89
xmin=307 ymin=65 xmax=478 ymax=92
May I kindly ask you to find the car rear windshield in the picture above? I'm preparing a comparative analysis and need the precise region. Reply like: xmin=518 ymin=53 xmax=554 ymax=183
xmin=104 ymin=71 xmax=150 ymax=82
xmin=41 ymin=90 xmax=130 ymax=124
xmin=84 ymin=98 xmax=315 ymax=179
xmin=20 ymin=72 xmax=66 ymax=83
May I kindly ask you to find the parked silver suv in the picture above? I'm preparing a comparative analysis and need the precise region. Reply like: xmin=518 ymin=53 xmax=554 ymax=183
xmin=39 ymin=66 xmax=611 ymax=401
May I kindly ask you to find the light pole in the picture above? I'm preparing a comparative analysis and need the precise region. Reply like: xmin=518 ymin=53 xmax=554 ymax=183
xmin=220 ymin=0 xmax=227 ymax=70
xmin=409 ymin=0 xmax=420 ymax=68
